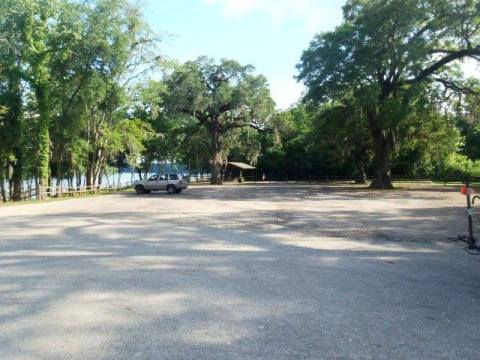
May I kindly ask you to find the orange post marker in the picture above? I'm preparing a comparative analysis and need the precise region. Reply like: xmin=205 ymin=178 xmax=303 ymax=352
xmin=461 ymin=185 xmax=475 ymax=196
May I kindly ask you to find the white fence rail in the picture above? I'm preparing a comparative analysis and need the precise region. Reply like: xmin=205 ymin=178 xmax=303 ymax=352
xmin=16 ymin=182 xmax=132 ymax=201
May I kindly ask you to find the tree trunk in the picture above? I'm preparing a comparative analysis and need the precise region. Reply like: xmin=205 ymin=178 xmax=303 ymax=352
xmin=211 ymin=150 xmax=223 ymax=185
xmin=355 ymin=160 xmax=367 ymax=184
xmin=35 ymin=176 xmax=39 ymax=200
xmin=210 ymin=121 xmax=223 ymax=185
xmin=86 ymin=149 xmax=103 ymax=188
xmin=0 ymin=181 xmax=5 ymax=203
xmin=97 ymin=165 xmax=103 ymax=186
xmin=36 ymin=87 xmax=51 ymax=198
xmin=76 ymin=169 xmax=82 ymax=189
xmin=8 ymin=160 xmax=13 ymax=197
xmin=86 ymin=159 xmax=95 ymax=187
xmin=0 ymin=158 xmax=6 ymax=203
xmin=4 ymin=74 xmax=24 ymax=201
xmin=55 ymin=147 xmax=63 ymax=197
xmin=370 ymin=129 xmax=394 ymax=189
xmin=11 ymin=150 xmax=24 ymax=201
xmin=94 ymin=155 xmax=104 ymax=187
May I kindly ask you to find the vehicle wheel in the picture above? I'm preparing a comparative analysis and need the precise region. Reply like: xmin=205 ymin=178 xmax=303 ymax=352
xmin=175 ymin=189 xmax=182 ymax=194
xmin=135 ymin=185 xmax=146 ymax=194
xmin=167 ymin=185 xmax=176 ymax=194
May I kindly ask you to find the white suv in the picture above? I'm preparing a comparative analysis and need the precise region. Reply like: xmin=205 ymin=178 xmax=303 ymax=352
xmin=133 ymin=173 xmax=188 ymax=194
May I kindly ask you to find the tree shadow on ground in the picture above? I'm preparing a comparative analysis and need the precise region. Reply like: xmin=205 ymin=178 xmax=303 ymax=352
xmin=0 ymin=185 xmax=479 ymax=359
xmin=122 ymin=183 xmax=461 ymax=203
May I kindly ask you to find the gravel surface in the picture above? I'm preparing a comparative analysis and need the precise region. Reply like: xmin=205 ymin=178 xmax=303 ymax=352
xmin=1 ymin=183 xmax=479 ymax=359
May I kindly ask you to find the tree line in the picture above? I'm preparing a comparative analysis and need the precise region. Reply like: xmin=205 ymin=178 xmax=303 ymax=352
xmin=1 ymin=0 xmax=480 ymax=202
xmin=297 ymin=0 xmax=480 ymax=189
xmin=0 ymin=0 xmax=162 ymax=200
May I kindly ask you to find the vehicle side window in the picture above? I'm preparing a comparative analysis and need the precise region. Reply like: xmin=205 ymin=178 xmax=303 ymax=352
xmin=148 ymin=174 xmax=158 ymax=181
xmin=158 ymin=174 xmax=168 ymax=181
xmin=169 ymin=174 xmax=178 ymax=180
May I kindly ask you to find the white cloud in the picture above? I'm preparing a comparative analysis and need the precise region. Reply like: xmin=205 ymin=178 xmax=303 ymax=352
xmin=203 ymin=0 xmax=335 ymax=30
xmin=269 ymin=77 xmax=304 ymax=110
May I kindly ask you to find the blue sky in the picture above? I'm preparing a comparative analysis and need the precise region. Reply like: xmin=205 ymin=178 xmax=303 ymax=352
xmin=144 ymin=0 xmax=347 ymax=109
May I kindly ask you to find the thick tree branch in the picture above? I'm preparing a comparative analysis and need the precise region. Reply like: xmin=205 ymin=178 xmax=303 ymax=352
xmin=219 ymin=118 xmax=270 ymax=134
xmin=404 ymin=46 xmax=480 ymax=85
xmin=177 ymin=108 xmax=212 ymax=128
xmin=432 ymin=77 xmax=480 ymax=95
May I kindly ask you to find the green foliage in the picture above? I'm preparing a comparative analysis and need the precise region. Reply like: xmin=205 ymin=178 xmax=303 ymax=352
xmin=0 ymin=0 xmax=161 ymax=197
xmin=311 ymin=99 xmax=372 ymax=178
xmin=164 ymin=57 xmax=275 ymax=130
xmin=438 ymin=153 xmax=480 ymax=181
xmin=257 ymin=105 xmax=315 ymax=177
xmin=454 ymin=86 xmax=480 ymax=161
xmin=164 ymin=57 xmax=275 ymax=183
xmin=298 ymin=0 xmax=480 ymax=188
xmin=257 ymin=95 xmax=464 ymax=181
xmin=393 ymin=91 xmax=463 ymax=177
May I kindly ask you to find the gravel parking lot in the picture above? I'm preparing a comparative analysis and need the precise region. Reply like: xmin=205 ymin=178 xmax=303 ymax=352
xmin=1 ymin=183 xmax=480 ymax=359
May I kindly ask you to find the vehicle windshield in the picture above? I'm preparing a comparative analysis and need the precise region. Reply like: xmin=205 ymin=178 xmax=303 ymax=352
xmin=148 ymin=174 xmax=158 ymax=181
xmin=169 ymin=174 xmax=179 ymax=180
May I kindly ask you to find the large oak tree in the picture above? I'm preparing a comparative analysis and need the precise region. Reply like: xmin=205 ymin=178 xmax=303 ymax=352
xmin=164 ymin=57 xmax=275 ymax=184
xmin=298 ymin=0 xmax=480 ymax=189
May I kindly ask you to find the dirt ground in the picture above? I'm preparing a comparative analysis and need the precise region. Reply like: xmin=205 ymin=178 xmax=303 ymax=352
xmin=1 ymin=183 xmax=480 ymax=359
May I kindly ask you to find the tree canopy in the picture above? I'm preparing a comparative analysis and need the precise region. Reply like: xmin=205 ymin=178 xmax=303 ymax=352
xmin=0 ymin=0 xmax=160 ymax=199
xmin=298 ymin=0 xmax=480 ymax=188
xmin=163 ymin=57 xmax=275 ymax=184
xmin=2 ymin=0 xmax=480 ymax=202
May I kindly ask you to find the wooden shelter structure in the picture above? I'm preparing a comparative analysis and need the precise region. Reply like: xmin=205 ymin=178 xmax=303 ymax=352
xmin=226 ymin=162 xmax=256 ymax=182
